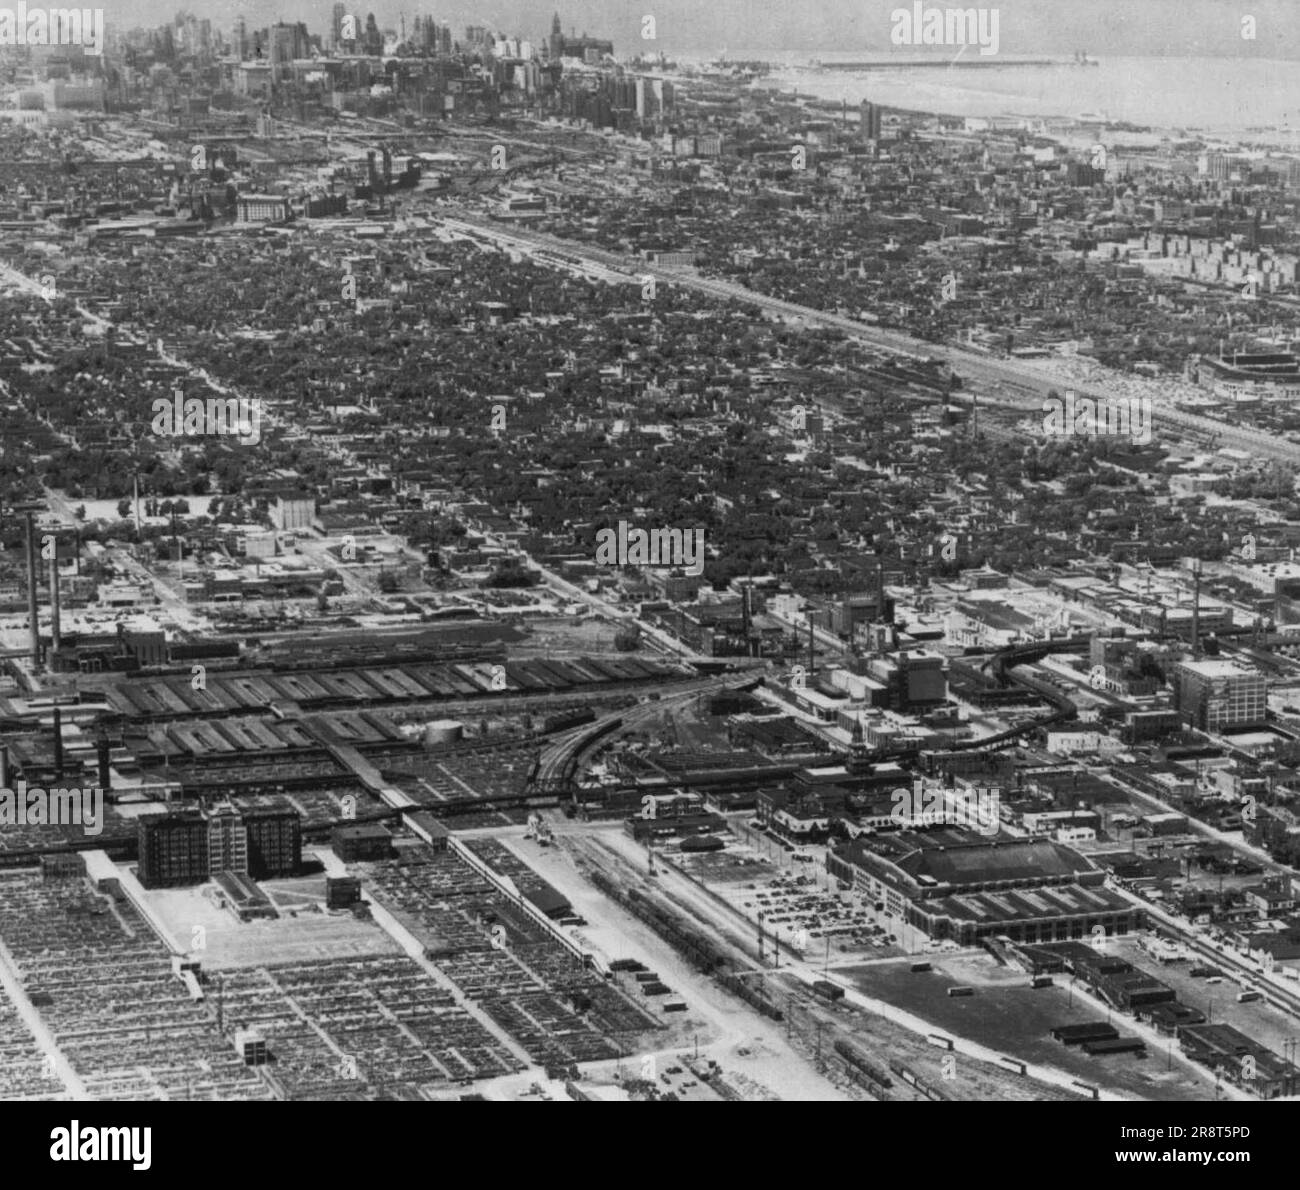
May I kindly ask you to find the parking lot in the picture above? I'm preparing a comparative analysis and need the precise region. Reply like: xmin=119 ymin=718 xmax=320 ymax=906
xmin=673 ymin=845 xmax=897 ymax=962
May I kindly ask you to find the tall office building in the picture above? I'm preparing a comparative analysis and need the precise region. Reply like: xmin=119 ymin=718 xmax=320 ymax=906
xmin=269 ymin=21 xmax=309 ymax=66
xmin=416 ymin=12 xmax=437 ymax=52
xmin=861 ymin=99 xmax=883 ymax=142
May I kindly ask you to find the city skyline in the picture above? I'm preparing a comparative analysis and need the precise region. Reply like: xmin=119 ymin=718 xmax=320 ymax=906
xmin=89 ymin=0 xmax=1300 ymax=59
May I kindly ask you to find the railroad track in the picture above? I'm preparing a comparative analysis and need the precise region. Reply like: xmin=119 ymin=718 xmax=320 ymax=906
xmin=439 ymin=210 xmax=1300 ymax=465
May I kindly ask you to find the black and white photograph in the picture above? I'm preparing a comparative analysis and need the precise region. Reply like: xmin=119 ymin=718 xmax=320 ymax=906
xmin=0 ymin=0 xmax=1295 ymax=1168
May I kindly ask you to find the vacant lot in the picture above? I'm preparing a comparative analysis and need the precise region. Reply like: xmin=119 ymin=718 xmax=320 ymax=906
xmin=148 ymin=879 xmax=400 ymax=970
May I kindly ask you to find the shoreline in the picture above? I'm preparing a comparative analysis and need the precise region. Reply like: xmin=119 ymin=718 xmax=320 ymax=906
xmin=656 ymin=53 xmax=1300 ymax=142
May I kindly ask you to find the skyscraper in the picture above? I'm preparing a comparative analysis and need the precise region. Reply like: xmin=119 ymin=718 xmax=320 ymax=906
xmin=364 ymin=13 xmax=382 ymax=55
xmin=861 ymin=99 xmax=883 ymax=142
xmin=270 ymin=21 xmax=309 ymax=69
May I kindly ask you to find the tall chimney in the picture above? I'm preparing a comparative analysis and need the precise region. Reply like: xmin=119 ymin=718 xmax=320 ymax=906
xmin=808 ymin=612 xmax=815 ymax=676
xmin=25 ymin=513 xmax=40 ymax=669
xmin=52 ymin=707 xmax=63 ymax=776
xmin=49 ymin=550 xmax=61 ymax=654
xmin=97 ymin=737 xmax=112 ymax=791
xmin=0 ymin=745 xmax=9 ymax=789
xmin=1191 ymin=560 xmax=1202 ymax=658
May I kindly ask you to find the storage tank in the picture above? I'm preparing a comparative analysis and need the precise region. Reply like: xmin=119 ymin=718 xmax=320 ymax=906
xmin=423 ymin=719 xmax=464 ymax=747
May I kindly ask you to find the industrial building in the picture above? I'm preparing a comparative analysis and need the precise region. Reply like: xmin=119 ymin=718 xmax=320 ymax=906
xmin=326 ymin=875 xmax=363 ymax=909
xmin=827 ymin=827 xmax=1144 ymax=945
xmin=1177 ymin=1024 xmax=1297 ymax=1098
xmin=1173 ymin=659 xmax=1267 ymax=731
xmin=332 ymin=822 xmax=396 ymax=862
xmin=235 ymin=194 xmax=293 ymax=224
xmin=138 ymin=800 xmax=302 ymax=888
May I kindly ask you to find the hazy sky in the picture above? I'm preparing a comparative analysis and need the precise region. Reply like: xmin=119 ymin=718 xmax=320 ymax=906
xmin=108 ymin=0 xmax=1300 ymax=58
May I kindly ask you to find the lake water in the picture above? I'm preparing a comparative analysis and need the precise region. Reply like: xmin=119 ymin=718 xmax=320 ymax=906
xmin=727 ymin=53 xmax=1300 ymax=141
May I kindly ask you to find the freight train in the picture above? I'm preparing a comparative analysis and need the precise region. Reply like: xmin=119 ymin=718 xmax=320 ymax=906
xmin=888 ymin=1058 xmax=952 ymax=1101
xmin=588 ymin=871 xmax=729 ymax=974
xmin=834 ymin=1040 xmax=894 ymax=1090
xmin=588 ymin=870 xmax=783 ymax=1019
xmin=539 ymin=707 xmax=597 ymax=735
xmin=716 ymin=971 xmax=784 ymax=1022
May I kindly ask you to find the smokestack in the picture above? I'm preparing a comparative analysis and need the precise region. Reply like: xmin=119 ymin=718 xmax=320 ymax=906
xmin=97 ymin=737 xmax=112 ymax=791
xmin=52 ymin=707 xmax=63 ymax=776
xmin=808 ymin=612 xmax=815 ymax=676
xmin=25 ymin=513 xmax=40 ymax=669
xmin=0 ymin=745 xmax=9 ymax=789
xmin=49 ymin=550 xmax=61 ymax=654
xmin=1191 ymin=562 xmax=1201 ymax=658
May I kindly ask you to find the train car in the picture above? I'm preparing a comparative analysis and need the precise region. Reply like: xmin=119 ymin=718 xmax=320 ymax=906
xmin=836 ymin=1041 xmax=893 ymax=1088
